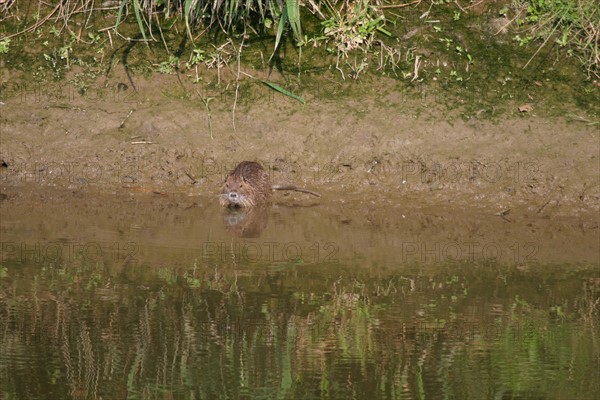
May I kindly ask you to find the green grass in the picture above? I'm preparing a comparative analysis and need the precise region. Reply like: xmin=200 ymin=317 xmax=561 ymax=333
xmin=511 ymin=0 xmax=599 ymax=78
xmin=1 ymin=0 xmax=597 ymax=91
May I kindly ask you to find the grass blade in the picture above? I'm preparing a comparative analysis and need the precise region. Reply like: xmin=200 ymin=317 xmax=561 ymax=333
xmin=270 ymin=6 xmax=288 ymax=61
xmin=261 ymin=80 xmax=305 ymax=104
xmin=115 ymin=0 xmax=128 ymax=32
xmin=376 ymin=26 xmax=392 ymax=37
xmin=132 ymin=0 xmax=147 ymax=40
xmin=286 ymin=0 xmax=302 ymax=40
xmin=184 ymin=0 xmax=194 ymax=38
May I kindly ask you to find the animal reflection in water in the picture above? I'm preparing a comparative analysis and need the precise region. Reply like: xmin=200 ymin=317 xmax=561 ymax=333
xmin=222 ymin=206 xmax=269 ymax=238
xmin=219 ymin=161 xmax=320 ymax=237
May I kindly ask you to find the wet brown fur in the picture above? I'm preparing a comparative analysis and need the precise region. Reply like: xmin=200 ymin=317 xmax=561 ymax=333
xmin=220 ymin=162 xmax=272 ymax=208
xmin=220 ymin=162 xmax=321 ymax=208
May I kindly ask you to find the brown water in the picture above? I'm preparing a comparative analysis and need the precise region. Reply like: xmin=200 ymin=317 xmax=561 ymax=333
xmin=0 ymin=187 xmax=598 ymax=399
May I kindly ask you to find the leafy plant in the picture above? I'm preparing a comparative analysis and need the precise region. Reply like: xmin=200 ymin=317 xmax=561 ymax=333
xmin=0 ymin=38 xmax=10 ymax=54
xmin=113 ymin=0 xmax=306 ymax=55
xmin=272 ymin=0 xmax=303 ymax=60
xmin=154 ymin=55 xmax=180 ymax=74
xmin=319 ymin=0 xmax=391 ymax=55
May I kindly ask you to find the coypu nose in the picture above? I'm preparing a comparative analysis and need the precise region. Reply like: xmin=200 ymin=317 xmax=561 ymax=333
xmin=228 ymin=192 xmax=238 ymax=202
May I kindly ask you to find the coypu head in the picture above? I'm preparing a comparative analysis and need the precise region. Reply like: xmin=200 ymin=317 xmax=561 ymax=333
xmin=219 ymin=161 xmax=272 ymax=208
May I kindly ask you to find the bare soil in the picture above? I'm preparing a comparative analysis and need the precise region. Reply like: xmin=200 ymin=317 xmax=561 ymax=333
xmin=1 ymin=68 xmax=599 ymax=266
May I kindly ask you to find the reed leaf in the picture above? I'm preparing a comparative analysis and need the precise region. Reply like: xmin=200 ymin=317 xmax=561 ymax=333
xmin=286 ymin=0 xmax=302 ymax=40
xmin=256 ymin=0 xmax=264 ymax=22
xmin=184 ymin=0 xmax=194 ymax=37
xmin=376 ymin=26 xmax=392 ymax=37
xmin=271 ymin=6 xmax=288 ymax=61
xmin=132 ymin=0 xmax=148 ymax=40
xmin=261 ymin=80 xmax=305 ymax=104
xmin=115 ymin=0 xmax=128 ymax=32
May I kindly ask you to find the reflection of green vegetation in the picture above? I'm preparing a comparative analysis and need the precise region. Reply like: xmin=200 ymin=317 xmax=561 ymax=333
xmin=0 ymin=257 xmax=598 ymax=399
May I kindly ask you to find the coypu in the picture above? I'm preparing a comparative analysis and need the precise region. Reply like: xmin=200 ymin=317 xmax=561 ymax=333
xmin=219 ymin=161 xmax=320 ymax=208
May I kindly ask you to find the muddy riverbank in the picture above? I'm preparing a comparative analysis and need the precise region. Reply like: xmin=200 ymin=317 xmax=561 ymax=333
xmin=1 ymin=70 xmax=598 ymax=217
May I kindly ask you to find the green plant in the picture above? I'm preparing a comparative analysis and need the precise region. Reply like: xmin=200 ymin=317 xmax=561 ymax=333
xmin=272 ymin=0 xmax=303 ymax=60
xmin=305 ymin=0 xmax=392 ymax=78
xmin=261 ymin=80 xmax=305 ymax=104
xmin=187 ymin=49 xmax=206 ymax=82
xmin=154 ymin=55 xmax=180 ymax=74
xmin=58 ymin=41 xmax=73 ymax=68
xmin=0 ymin=38 xmax=9 ymax=54
xmin=318 ymin=0 xmax=391 ymax=55
xmin=87 ymin=32 xmax=101 ymax=44
xmin=113 ymin=0 xmax=305 ymax=54
xmin=511 ymin=0 xmax=599 ymax=77
xmin=189 ymin=49 xmax=206 ymax=66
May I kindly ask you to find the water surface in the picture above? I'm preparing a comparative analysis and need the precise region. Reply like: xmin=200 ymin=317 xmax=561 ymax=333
xmin=1 ymin=189 xmax=598 ymax=399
